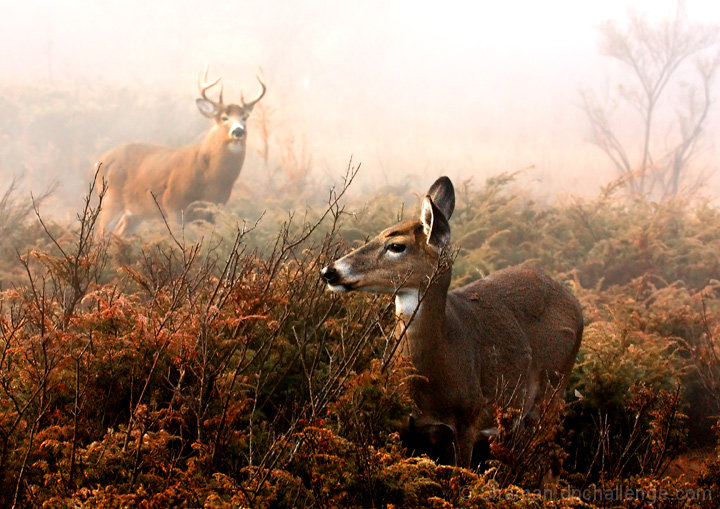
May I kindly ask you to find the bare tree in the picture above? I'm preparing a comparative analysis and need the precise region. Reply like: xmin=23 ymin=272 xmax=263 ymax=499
xmin=582 ymin=2 xmax=720 ymax=198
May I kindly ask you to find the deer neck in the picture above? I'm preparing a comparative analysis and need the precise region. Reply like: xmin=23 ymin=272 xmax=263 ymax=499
xmin=198 ymin=136 xmax=245 ymax=179
xmin=394 ymin=269 xmax=451 ymax=365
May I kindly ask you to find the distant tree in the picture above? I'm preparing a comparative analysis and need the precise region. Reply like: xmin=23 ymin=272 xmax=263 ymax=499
xmin=582 ymin=2 xmax=720 ymax=198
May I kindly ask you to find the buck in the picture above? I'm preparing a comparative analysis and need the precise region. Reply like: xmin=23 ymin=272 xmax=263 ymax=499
xmin=320 ymin=176 xmax=583 ymax=467
xmin=96 ymin=67 xmax=266 ymax=236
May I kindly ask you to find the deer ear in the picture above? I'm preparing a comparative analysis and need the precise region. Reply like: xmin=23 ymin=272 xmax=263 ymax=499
xmin=421 ymin=196 xmax=451 ymax=252
xmin=427 ymin=176 xmax=455 ymax=220
xmin=196 ymin=98 xmax=220 ymax=118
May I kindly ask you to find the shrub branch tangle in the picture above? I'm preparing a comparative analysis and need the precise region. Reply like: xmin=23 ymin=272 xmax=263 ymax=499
xmin=1 ymin=163 xmax=390 ymax=505
xmin=1 ymin=168 xmax=720 ymax=506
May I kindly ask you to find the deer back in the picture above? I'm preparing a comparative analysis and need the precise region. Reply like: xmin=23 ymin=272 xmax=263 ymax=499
xmin=449 ymin=266 xmax=583 ymax=408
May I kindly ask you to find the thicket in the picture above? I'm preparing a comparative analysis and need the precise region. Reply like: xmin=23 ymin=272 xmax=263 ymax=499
xmin=1 ymin=168 xmax=720 ymax=508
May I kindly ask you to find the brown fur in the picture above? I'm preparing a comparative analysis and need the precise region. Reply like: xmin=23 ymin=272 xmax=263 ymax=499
xmin=96 ymin=71 xmax=265 ymax=236
xmin=321 ymin=176 xmax=583 ymax=467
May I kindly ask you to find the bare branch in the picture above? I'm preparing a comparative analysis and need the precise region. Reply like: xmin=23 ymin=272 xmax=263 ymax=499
xmin=584 ymin=3 xmax=720 ymax=197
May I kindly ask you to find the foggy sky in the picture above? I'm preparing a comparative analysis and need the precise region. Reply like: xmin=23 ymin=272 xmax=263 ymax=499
xmin=3 ymin=0 xmax=720 ymax=206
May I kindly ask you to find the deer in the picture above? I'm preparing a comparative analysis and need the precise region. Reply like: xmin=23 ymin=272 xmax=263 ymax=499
xmin=96 ymin=67 xmax=266 ymax=236
xmin=320 ymin=176 xmax=584 ymax=468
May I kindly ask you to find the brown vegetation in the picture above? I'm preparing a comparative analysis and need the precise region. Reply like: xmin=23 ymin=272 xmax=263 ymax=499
xmin=1 ymin=168 xmax=720 ymax=507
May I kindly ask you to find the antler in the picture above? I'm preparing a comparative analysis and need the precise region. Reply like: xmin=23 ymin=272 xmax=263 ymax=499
xmin=241 ymin=76 xmax=266 ymax=109
xmin=198 ymin=65 xmax=224 ymax=106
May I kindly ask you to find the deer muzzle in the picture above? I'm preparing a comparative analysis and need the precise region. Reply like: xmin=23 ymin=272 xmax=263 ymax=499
xmin=229 ymin=123 xmax=246 ymax=139
xmin=320 ymin=264 xmax=356 ymax=292
xmin=320 ymin=266 xmax=340 ymax=285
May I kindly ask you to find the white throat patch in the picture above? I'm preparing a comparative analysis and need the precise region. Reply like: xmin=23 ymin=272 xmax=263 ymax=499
xmin=226 ymin=141 xmax=245 ymax=153
xmin=395 ymin=289 xmax=421 ymax=317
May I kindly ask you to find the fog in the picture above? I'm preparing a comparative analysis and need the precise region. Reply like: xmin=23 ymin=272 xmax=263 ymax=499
xmin=3 ymin=0 xmax=720 ymax=212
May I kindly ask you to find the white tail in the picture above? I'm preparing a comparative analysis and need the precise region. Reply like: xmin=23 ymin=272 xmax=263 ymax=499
xmin=320 ymin=176 xmax=583 ymax=467
xmin=96 ymin=67 xmax=266 ymax=236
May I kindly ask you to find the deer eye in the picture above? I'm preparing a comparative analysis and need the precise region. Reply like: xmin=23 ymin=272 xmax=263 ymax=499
xmin=386 ymin=243 xmax=406 ymax=254
xmin=221 ymin=114 xmax=229 ymax=121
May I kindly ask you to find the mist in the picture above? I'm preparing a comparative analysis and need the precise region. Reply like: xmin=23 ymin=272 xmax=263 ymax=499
xmin=3 ymin=0 xmax=720 ymax=212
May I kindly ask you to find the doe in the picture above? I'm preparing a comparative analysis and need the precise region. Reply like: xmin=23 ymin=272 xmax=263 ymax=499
xmin=320 ymin=176 xmax=583 ymax=467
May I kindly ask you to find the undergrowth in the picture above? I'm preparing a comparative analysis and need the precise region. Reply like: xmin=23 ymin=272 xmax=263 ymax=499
xmin=1 ymin=169 xmax=719 ymax=507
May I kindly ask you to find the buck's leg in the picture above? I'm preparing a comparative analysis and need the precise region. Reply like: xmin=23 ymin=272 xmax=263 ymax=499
xmin=114 ymin=211 xmax=142 ymax=237
xmin=184 ymin=200 xmax=217 ymax=224
xmin=97 ymin=193 xmax=125 ymax=236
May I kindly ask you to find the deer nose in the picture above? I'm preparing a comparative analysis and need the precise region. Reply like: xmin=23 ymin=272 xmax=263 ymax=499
xmin=320 ymin=266 xmax=340 ymax=285
xmin=229 ymin=124 xmax=245 ymax=139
